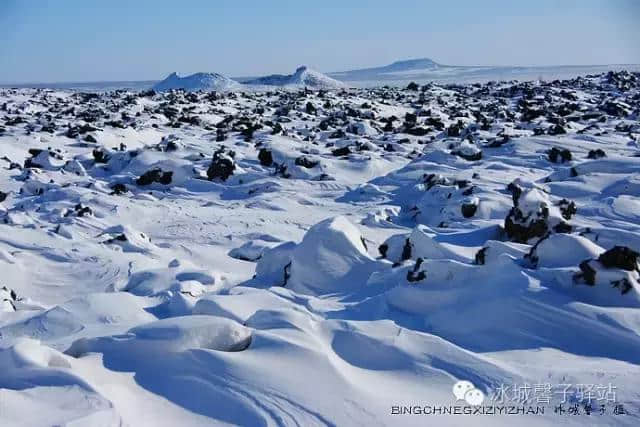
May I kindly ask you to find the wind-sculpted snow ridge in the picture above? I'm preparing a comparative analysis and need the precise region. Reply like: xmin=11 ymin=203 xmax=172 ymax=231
xmin=1 ymin=70 xmax=640 ymax=426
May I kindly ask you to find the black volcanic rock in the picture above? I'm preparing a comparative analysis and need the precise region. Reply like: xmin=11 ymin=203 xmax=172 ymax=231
xmin=207 ymin=148 xmax=236 ymax=181
xmin=137 ymin=168 xmax=173 ymax=186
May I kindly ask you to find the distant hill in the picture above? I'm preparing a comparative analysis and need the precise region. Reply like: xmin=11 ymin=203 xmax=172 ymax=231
xmin=327 ymin=58 xmax=640 ymax=85
xmin=241 ymin=66 xmax=344 ymax=88
xmin=329 ymin=58 xmax=442 ymax=81
xmin=153 ymin=72 xmax=241 ymax=92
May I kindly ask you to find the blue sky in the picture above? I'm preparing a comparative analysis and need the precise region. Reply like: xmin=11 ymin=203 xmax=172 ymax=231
xmin=1 ymin=0 xmax=638 ymax=83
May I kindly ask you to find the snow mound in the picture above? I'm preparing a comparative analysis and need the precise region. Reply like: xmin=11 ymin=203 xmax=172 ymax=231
xmin=287 ymin=216 xmax=376 ymax=294
xmin=194 ymin=287 xmax=301 ymax=323
xmin=572 ymin=246 xmax=640 ymax=305
xmin=253 ymin=241 xmax=297 ymax=286
xmin=245 ymin=66 xmax=344 ymax=88
xmin=254 ymin=217 xmax=377 ymax=293
xmin=379 ymin=226 xmax=469 ymax=264
xmin=527 ymin=233 xmax=604 ymax=268
xmin=0 ymin=339 xmax=121 ymax=425
xmin=504 ymin=185 xmax=572 ymax=244
xmin=153 ymin=72 xmax=242 ymax=92
xmin=0 ymin=293 xmax=155 ymax=345
xmin=383 ymin=254 xmax=527 ymax=314
xmin=122 ymin=265 xmax=216 ymax=296
xmin=24 ymin=149 xmax=66 ymax=170
xmin=0 ymin=338 xmax=71 ymax=370
xmin=228 ymin=239 xmax=280 ymax=261
xmin=258 ymin=143 xmax=327 ymax=180
xmin=67 ymin=315 xmax=252 ymax=355
xmin=99 ymin=224 xmax=157 ymax=253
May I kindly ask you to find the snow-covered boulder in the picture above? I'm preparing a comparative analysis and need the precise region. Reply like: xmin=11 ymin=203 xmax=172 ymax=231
xmin=474 ymin=240 xmax=529 ymax=265
xmin=287 ymin=216 xmax=376 ymax=294
xmin=155 ymin=134 xmax=183 ymax=152
xmin=207 ymin=148 xmax=236 ymax=181
xmin=504 ymin=185 xmax=572 ymax=244
xmin=63 ymin=159 xmax=87 ymax=176
xmin=1 ymin=286 xmax=18 ymax=312
xmin=409 ymin=178 xmax=487 ymax=226
xmin=527 ymin=233 xmax=604 ymax=268
xmin=24 ymin=149 xmax=65 ymax=170
xmin=122 ymin=265 xmax=215 ymax=296
xmin=451 ymin=140 xmax=482 ymax=161
xmin=574 ymin=246 xmax=640 ymax=302
xmin=346 ymin=120 xmax=379 ymax=136
xmin=100 ymin=224 xmax=157 ymax=253
xmin=383 ymin=253 xmax=528 ymax=315
xmin=126 ymin=151 xmax=194 ymax=187
xmin=379 ymin=226 xmax=468 ymax=264
xmin=228 ymin=239 xmax=279 ymax=261
xmin=253 ymin=241 xmax=297 ymax=286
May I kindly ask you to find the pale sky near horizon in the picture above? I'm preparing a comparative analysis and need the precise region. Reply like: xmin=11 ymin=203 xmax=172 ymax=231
xmin=1 ymin=0 xmax=639 ymax=83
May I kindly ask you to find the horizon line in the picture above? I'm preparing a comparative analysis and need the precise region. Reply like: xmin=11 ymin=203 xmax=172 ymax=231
xmin=2 ymin=60 xmax=639 ymax=87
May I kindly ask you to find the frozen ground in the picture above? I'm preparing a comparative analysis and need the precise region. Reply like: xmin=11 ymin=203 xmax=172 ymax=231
xmin=1 ymin=70 xmax=639 ymax=426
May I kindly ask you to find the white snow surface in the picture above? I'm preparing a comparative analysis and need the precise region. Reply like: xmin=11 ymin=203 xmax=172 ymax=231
xmin=1 ymin=71 xmax=640 ymax=426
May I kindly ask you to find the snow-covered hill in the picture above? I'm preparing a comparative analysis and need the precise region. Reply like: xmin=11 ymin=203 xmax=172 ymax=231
xmin=153 ymin=72 xmax=241 ymax=92
xmin=243 ymin=66 xmax=344 ymax=88
xmin=331 ymin=57 xmax=441 ymax=80
xmin=330 ymin=58 xmax=640 ymax=85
